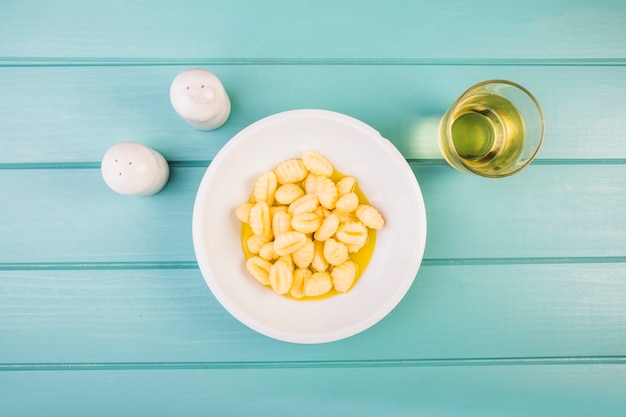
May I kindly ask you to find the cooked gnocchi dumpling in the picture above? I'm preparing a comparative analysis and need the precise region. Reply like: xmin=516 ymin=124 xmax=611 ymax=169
xmin=272 ymin=211 xmax=292 ymax=237
xmin=335 ymin=221 xmax=368 ymax=247
xmin=288 ymin=194 xmax=319 ymax=215
xmin=314 ymin=213 xmax=339 ymax=242
xmin=323 ymin=238 xmax=349 ymax=266
xmin=245 ymin=256 xmax=272 ymax=285
xmin=273 ymin=231 xmax=307 ymax=256
xmin=311 ymin=239 xmax=328 ymax=272
xmin=291 ymin=212 xmax=322 ymax=234
xmin=356 ymin=204 xmax=385 ymax=230
xmin=249 ymin=201 xmax=272 ymax=240
xmin=302 ymin=150 xmax=334 ymax=177
xmin=235 ymin=150 xmax=385 ymax=299
xmin=253 ymin=171 xmax=277 ymax=206
xmin=235 ymin=202 xmax=253 ymax=223
xmin=331 ymin=260 xmax=358 ymax=293
xmin=303 ymin=173 xmax=317 ymax=195
xmin=335 ymin=192 xmax=359 ymax=213
xmin=274 ymin=183 xmax=305 ymax=205
xmin=290 ymin=268 xmax=310 ymax=299
xmin=304 ymin=271 xmax=333 ymax=297
xmin=336 ymin=176 xmax=356 ymax=195
xmin=246 ymin=234 xmax=269 ymax=255
xmin=275 ymin=159 xmax=307 ymax=184
xmin=259 ymin=241 xmax=279 ymax=261
xmin=292 ymin=239 xmax=314 ymax=269
xmin=315 ymin=176 xmax=338 ymax=210
xmin=269 ymin=258 xmax=294 ymax=294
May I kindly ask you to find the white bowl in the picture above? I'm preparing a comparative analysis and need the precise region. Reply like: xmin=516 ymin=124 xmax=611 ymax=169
xmin=192 ymin=109 xmax=427 ymax=343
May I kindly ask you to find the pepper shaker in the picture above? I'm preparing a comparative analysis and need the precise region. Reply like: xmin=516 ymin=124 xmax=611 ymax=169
xmin=101 ymin=142 xmax=170 ymax=196
xmin=169 ymin=68 xmax=231 ymax=131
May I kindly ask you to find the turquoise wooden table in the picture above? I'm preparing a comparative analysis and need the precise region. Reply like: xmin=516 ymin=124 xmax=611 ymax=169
xmin=2 ymin=1 xmax=626 ymax=415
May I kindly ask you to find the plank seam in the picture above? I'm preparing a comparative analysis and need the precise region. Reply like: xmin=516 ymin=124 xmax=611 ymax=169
xmin=2 ymin=356 xmax=626 ymax=372
xmin=0 ymin=261 xmax=199 ymax=271
xmin=1 ymin=257 xmax=625 ymax=271
xmin=2 ymin=159 xmax=626 ymax=170
xmin=1 ymin=57 xmax=626 ymax=67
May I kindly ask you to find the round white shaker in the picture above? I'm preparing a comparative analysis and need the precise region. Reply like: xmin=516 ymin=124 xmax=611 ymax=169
xmin=169 ymin=68 xmax=231 ymax=131
xmin=101 ymin=142 xmax=170 ymax=196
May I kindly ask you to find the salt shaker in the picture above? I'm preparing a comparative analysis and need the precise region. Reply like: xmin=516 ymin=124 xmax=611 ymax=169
xmin=169 ymin=68 xmax=231 ymax=131
xmin=101 ymin=142 xmax=170 ymax=196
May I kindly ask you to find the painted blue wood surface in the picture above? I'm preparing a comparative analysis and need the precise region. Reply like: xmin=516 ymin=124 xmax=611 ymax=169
xmin=1 ymin=0 xmax=625 ymax=60
xmin=2 ymin=263 xmax=626 ymax=363
xmin=0 ymin=165 xmax=625 ymax=263
xmin=2 ymin=365 xmax=626 ymax=417
xmin=1 ymin=65 xmax=626 ymax=163
xmin=1 ymin=0 xmax=626 ymax=415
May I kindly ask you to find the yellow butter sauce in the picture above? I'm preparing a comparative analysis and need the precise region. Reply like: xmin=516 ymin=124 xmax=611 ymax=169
xmin=240 ymin=169 xmax=377 ymax=301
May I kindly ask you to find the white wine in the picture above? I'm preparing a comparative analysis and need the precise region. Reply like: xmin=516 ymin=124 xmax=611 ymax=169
xmin=445 ymin=93 xmax=525 ymax=176
xmin=439 ymin=80 xmax=543 ymax=178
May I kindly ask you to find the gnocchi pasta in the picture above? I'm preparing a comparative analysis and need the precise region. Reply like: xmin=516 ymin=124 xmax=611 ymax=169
xmin=235 ymin=151 xmax=385 ymax=299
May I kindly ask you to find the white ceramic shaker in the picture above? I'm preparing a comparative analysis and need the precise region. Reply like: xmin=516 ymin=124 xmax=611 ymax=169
xmin=169 ymin=68 xmax=231 ymax=131
xmin=101 ymin=142 xmax=170 ymax=196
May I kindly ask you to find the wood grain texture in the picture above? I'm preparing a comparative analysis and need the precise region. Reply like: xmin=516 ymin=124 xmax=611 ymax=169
xmin=2 ymin=365 xmax=626 ymax=417
xmin=1 ymin=65 xmax=626 ymax=163
xmin=1 ymin=263 xmax=625 ymax=363
xmin=0 ymin=165 xmax=625 ymax=263
xmin=1 ymin=0 xmax=625 ymax=60
xmin=1 ymin=0 xmax=625 ymax=415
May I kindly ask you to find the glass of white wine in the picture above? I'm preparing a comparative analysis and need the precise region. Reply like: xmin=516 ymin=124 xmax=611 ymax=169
xmin=439 ymin=80 xmax=544 ymax=178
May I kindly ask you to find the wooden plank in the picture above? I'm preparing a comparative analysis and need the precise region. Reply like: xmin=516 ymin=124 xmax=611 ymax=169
xmin=0 ymin=167 xmax=197 ymax=263
xmin=2 ymin=1 xmax=623 ymax=415
xmin=2 ymin=263 xmax=625 ymax=363
xmin=1 ymin=364 xmax=625 ymax=417
xmin=1 ymin=0 xmax=625 ymax=60
xmin=0 ymin=164 xmax=625 ymax=263
xmin=1 ymin=65 xmax=626 ymax=163
xmin=417 ymin=163 xmax=626 ymax=259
